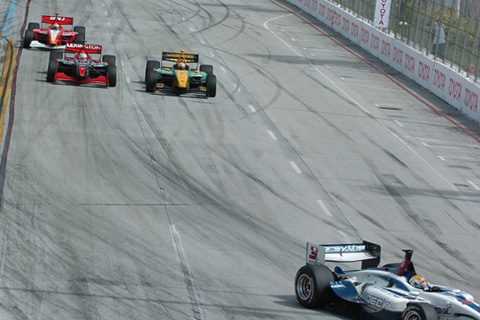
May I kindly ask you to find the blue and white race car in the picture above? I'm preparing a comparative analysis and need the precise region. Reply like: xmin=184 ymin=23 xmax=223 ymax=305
xmin=295 ymin=241 xmax=480 ymax=320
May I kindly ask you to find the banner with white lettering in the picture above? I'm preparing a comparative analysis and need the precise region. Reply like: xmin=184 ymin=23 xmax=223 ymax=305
xmin=374 ymin=0 xmax=392 ymax=28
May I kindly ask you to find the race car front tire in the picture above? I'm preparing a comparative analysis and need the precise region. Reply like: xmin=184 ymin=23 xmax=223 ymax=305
xmin=401 ymin=303 xmax=438 ymax=320
xmin=23 ymin=30 xmax=33 ymax=48
xmin=47 ymin=59 xmax=58 ymax=82
xmin=145 ymin=60 xmax=160 ymax=83
xmin=200 ymin=64 xmax=213 ymax=76
xmin=103 ymin=55 xmax=116 ymax=66
xmin=146 ymin=69 xmax=158 ymax=92
xmin=107 ymin=64 xmax=117 ymax=87
xmin=27 ymin=22 xmax=39 ymax=31
xmin=295 ymin=264 xmax=334 ymax=309
xmin=206 ymin=74 xmax=216 ymax=97
xmin=49 ymin=51 xmax=62 ymax=61
xmin=73 ymin=26 xmax=85 ymax=44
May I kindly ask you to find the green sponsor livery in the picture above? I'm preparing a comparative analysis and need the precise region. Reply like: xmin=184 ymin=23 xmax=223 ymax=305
xmin=144 ymin=50 xmax=216 ymax=97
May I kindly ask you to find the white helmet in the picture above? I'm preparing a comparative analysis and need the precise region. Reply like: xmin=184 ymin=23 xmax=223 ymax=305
xmin=79 ymin=53 xmax=88 ymax=60
xmin=409 ymin=275 xmax=428 ymax=290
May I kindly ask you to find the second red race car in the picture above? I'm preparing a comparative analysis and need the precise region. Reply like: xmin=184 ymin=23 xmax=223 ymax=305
xmin=47 ymin=43 xmax=116 ymax=87
xmin=23 ymin=13 xmax=85 ymax=49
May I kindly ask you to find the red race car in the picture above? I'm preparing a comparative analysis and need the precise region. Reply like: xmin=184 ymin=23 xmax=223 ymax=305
xmin=23 ymin=13 xmax=85 ymax=49
xmin=47 ymin=43 xmax=116 ymax=87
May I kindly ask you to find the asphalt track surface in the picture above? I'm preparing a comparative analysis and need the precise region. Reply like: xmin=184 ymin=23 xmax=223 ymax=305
xmin=1 ymin=0 xmax=480 ymax=319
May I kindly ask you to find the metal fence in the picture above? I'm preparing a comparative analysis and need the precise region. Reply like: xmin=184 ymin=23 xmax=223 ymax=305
xmin=331 ymin=0 xmax=480 ymax=82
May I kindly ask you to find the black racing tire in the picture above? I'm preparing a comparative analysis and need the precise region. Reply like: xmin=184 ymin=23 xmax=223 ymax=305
xmin=23 ymin=29 xmax=33 ymax=48
xmin=49 ymin=51 xmax=63 ymax=61
xmin=200 ymin=64 xmax=213 ymax=76
xmin=28 ymin=22 xmax=39 ymax=31
xmin=206 ymin=74 xmax=216 ymax=97
xmin=46 ymin=59 xmax=58 ymax=82
xmin=145 ymin=60 xmax=160 ymax=83
xmin=401 ymin=303 xmax=438 ymax=320
xmin=107 ymin=63 xmax=117 ymax=87
xmin=102 ymin=55 xmax=116 ymax=66
xmin=295 ymin=264 xmax=334 ymax=309
xmin=145 ymin=69 xmax=158 ymax=92
xmin=73 ymin=26 xmax=85 ymax=44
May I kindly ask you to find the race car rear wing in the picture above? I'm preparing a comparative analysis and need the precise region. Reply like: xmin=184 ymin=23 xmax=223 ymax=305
xmin=41 ymin=15 xmax=74 ymax=25
xmin=306 ymin=241 xmax=381 ymax=269
xmin=162 ymin=51 xmax=199 ymax=64
xmin=66 ymin=43 xmax=102 ymax=54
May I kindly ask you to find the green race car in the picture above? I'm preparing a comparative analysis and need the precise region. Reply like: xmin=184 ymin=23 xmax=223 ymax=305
xmin=145 ymin=50 xmax=216 ymax=97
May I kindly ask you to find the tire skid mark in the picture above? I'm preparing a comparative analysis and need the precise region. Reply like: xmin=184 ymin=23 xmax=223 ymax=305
xmin=194 ymin=0 xmax=230 ymax=33
xmin=185 ymin=0 xmax=246 ymax=46
xmin=383 ymin=235 xmax=477 ymax=287
xmin=136 ymin=105 xmax=306 ymax=264
xmin=130 ymin=241 xmax=175 ymax=319
xmin=198 ymin=20 xmax=327 ymax=131
xmin=109 ymin=2 xmax=353 ymax=317
xmin=366 ymin=159 xmax=475 ymax=270
xmin=215 ymin=45 xmax=354 ymax=145
xmin=104 ymin=0 xmax=137 ymax=34
xmin=269 ymin=0 xmax=480 ymax=144
xmin=262 ymin=3 xmax=480 ymax=250
xmin=102 ymin=3 xmax=207 ymax=316
xmin=170 ymin=222 xmax=205 ymax=320
xmin=1 ymin=1 xmax=101 ymax=318
xmin=202 ymin=48 xmax=360 ymax=237
xmin=209 ymin=145 xmax=348 ymax=229
xmin=100 ymin=0 xmax=154 ymax=80
xmin=153 ymin=4 xmax=202 ymax=31
xmin=68 ymin=1 xmax=95 ymax=27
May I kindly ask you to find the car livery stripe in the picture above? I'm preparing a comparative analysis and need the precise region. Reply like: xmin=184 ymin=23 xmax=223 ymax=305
xmin=383 ymin=288 xmax=420 ymax=300
xmin=455 ymin=295 xmax=480 ymax=313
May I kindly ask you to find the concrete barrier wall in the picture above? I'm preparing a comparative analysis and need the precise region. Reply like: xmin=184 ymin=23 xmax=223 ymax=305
xmin=286 ymin=0 xmax=480 ymax=124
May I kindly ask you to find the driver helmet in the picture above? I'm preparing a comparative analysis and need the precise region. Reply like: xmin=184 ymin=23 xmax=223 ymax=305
xmin=177 ymin=62 xmax=186 ymax=70
xmin=52 ymin=23 xmax=60 ymax=30
xmin=409 ymin=274 xmax=428 ymax=290
xmin=79 ymin=52 xmax=88 ymax=60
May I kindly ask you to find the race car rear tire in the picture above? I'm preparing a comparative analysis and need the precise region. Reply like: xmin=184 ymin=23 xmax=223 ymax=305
xmin=27 ymin=22 xmax=39 ymax=31
xmin=200 ymin=64 xmax=213 ymax=76
xmin=102 ymin=55 xmax=116 ymax=66
xmin=74 ymin=26 xmax=85 ymax=44
xmin=401 ymin=303 xmax=438 ymax=320
xmin=206 ymin=75 xmax=216 ymax=97
xmin=146 ymin=69 xmax=158 ymax=92
xmin=107 ymin=64 xmax=117 ymax=87
xmin=49 ymin=51 xmax=62 ymax=61
xmin=23 ymin=29 xmax=33 ymax=48
xmin=145 ymin=60 xmax=160 ymax=83
xmin=47 ymin=59 xmax=58 ymax=83
xmin=295 ymin=264 xmax=334 ymax=309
